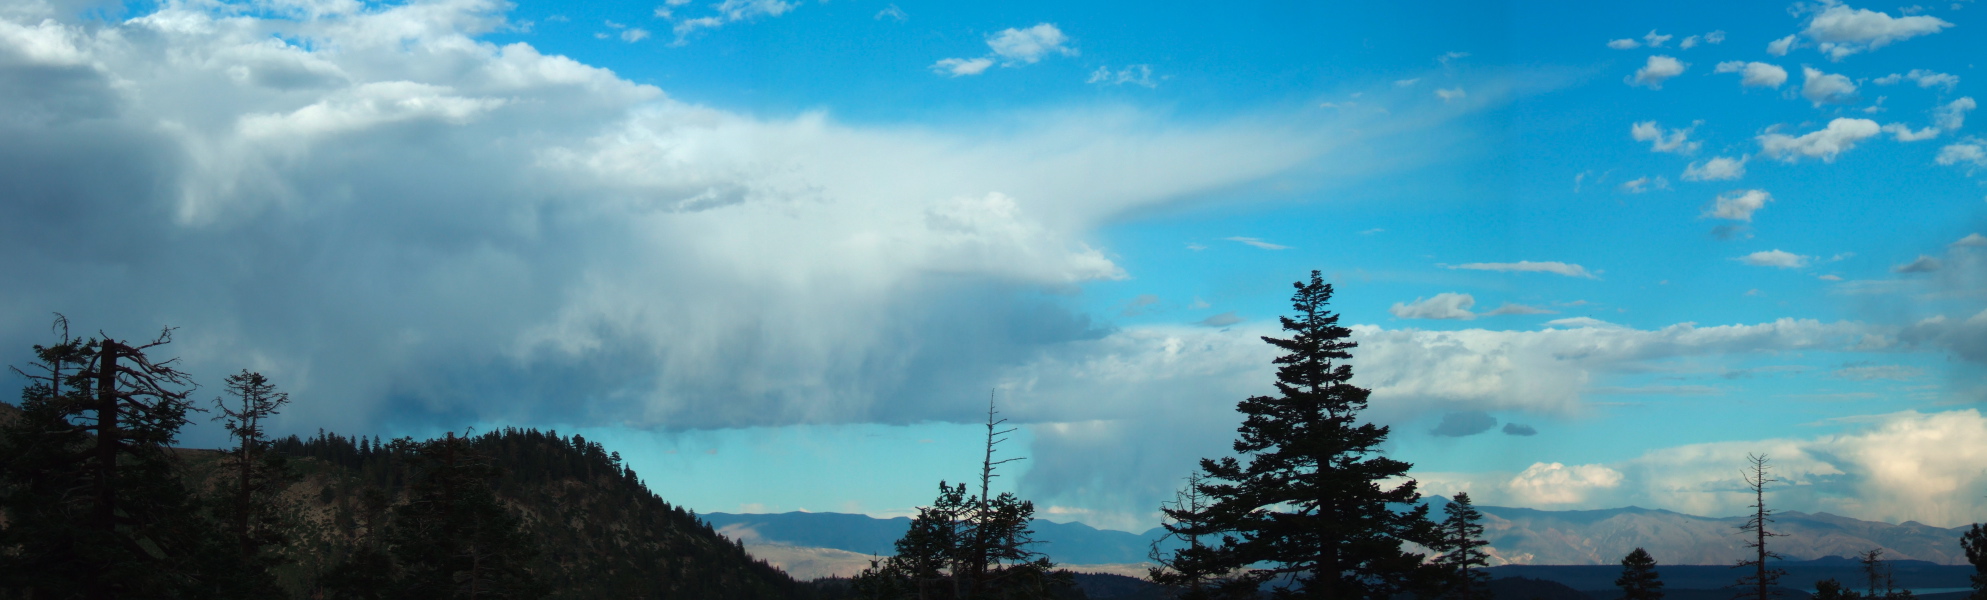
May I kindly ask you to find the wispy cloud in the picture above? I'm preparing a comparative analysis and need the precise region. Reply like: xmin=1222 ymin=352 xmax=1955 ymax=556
xmin=1225 ymin=236 xmax=1290 ymax=250
xmin=1736 ymin=249 xmax=1811 ymax=268
xmin=932 ymin=23 xmax=1076 ymax=77
xmin=1447 ymin=261 xmax=1598 ymax=279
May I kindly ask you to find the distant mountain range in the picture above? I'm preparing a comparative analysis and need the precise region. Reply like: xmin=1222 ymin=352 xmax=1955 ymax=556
xmin=702 ymin=511 xmax=1160 ymax=566
xmin=704 ymin=500 xmax=1979 ymax=568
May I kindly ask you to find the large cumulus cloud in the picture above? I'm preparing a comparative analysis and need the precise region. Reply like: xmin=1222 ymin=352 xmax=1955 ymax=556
xmin=0 ymin=0 xmax=1324 ymax=433
xmin=1414 ymin=409 xmax=1987 ymax=527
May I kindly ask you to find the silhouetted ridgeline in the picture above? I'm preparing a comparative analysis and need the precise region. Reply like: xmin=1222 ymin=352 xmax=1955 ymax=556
xmin=261 ymin=427 xmax=820 ymax=599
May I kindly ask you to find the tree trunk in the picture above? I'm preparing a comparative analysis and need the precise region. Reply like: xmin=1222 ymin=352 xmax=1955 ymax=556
xmin=90 ymin=342 xmax=120 ymax=600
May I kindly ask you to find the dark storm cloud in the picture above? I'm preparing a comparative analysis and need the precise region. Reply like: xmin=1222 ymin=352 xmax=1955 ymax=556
xmin=1430 ymin=411 xmax=1497 ymax=437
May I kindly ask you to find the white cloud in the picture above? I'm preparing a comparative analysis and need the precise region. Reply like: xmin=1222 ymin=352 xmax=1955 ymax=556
xmin=1642 ymin=30 xmax=1673 ymax=47
xmin=1936 ymin=143 xmax=1986 ymax=167
xmin=1935 ymin=97 xmax=1976 ymax=130
xmin=1737 ymin=249 xmax=1812 ymax=268
xmin=1386 ymin=295 xmax=1553 ymax=321
xmin=1627 ymin=55 xmax=1686 ymax=89
xmin=930 ymin=57 xmax=992 ymax=77
xmin=1544 ymin=317 xmax=1621 ymax=329
xmin=669 ymin=0 xmax=795 ymax=43
xmin=1800 ymin=67 xmax=1860 ymax=106
xmin=1087 ymin=64 xmax=1155 ymax=88
xmin=1395 ymin=78 xmax=1421 ymax=87
xmin=619 ymin=27 xmax=649 ymax=42
xmin=933 ymin=23 xmax=1074 ymax=77
xmin=1606 ymin=38 xmax=1639 ymax=50
xmin=1447 ymin=261 xmax=1598 ymax=279
xmin=1437 ymin=51 xmax=1469 ymax=65
xmin=1882 ymin=123 xmax=1940 ymax=141
xmin=0 ymin=0 xmax=1337 ymax=438
xmin=986 ymin=23 xmax=1074 ymax=64
xmin=1224 ymin=236 xmax=1290 ymax=250
xmin=1705 ymin=189 xmax=1772 ymax=221
xmin=1803 ymin=2 xmax=1953 ymax=60
xmin=1617 ymin=175 xmax=1670 ymax=194
xmin=1874 ymin=69 xmax=1959 ymax=91
xmin=1705 ymin=30 xmax=1727 ymax=44
xmin=1349 ymin=319 xmax=1869 ymax=419
xmin=1506 ymin=463 xmax=1624 ymax=505
xmin=1416 ymin=410 xmax=1987 ymax=527
xmin=1767 ymin=34 xmax=1797 ymax=56
xmin=1436 ymin=87 xmax=1466 ymax=102
xmin=1631 ymin=121 xmax=1700 ymax=154
xmin=1682 ymin=155 xmax=1748 ymax=181
xmin=1391 ymin=293 xmax=1479 ymax=320
xmin=1758 ymin=118 xmax=1881 ymax=163
xmin=1893 ymin=255 xmax=1943 ymax=273
xmin=1714 ymin=61 xmax=1788 ymax=88
xmin=1680 ymin=36 xmax=1700 ymax=49
xmin=1954 ymin=233 xmax=1987 ymax=247
xmin=873 ymin=4 xmax=906 ymax=22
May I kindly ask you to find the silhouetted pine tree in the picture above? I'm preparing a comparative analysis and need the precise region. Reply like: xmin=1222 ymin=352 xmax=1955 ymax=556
xmin=1814 ymin=578 xmax=1860 ymax=600
xmin=851 ymin=395 xmax=1077 ymax=600
xmin=1616 ymin=548 xmax=1664 ymax=600
xmin=1962 ymin=524 xmax=1987 ymax=600
xmin=853 ymin=481 xmax=969 ymax=598
xmin=1857 ymin=549 xmax=1913 ymax=600
xmin=209 ymin=369 xmax=299 ymax=597
xmin=0 ymin=320 xmax=226 ymax=599
xmin=1430 ymin=493 xmax=1489 ymax=600
xmin=1165 ymin=271 xmax=1432 ymax=600
xmin=1151 ymin=470 xmax=1246 ymax=600
xmin=1733 ymin=454 xmax=1786 ymax=600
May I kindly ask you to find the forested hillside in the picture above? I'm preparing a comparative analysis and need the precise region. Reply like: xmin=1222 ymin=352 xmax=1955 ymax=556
xmin=0 ymin=397 xmax=814 ymax=599
xmin=261 ymin=427 xmax=815 ymax=599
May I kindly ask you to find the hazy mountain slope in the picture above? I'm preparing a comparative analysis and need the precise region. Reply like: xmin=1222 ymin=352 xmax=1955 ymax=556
xmin=705 ymin=511 xmax=1165 ymax=566
xmin=707 ymin=501 xmax=1979 ymax=567
xmin=1473 ymin=505 xmax=1969 ymax=565
xmin=1486 ymin=558 xmax=1976 ymax=592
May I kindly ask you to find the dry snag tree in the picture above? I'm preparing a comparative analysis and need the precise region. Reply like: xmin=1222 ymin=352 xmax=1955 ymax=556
xmin=851 ymin=392 xmax=1070 ymax=600
xmin=1734 ymin=453 xmax=1786 ymax=600
xmin=214 ymin=369 xmax=297 ymax=561
xmin=0 ymin=318 xmax=207 ymax=598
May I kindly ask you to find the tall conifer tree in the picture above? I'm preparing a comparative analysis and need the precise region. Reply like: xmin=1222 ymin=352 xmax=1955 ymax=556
xmin=1616 ymin=548 xmax=1665 ymax=600
xmin=1431 ymin=493 xmax=1489 ymax=600
xmin=1152 ymin=470 xmax=1246 ymax=600
xmin=1962 ymin=524 xmax=1987 ymax=600
xmin=1166 ymin=271 xmax=1431 ymax=599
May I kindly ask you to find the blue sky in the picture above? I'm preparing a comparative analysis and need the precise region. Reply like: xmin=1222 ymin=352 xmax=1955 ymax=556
xmin=3 ymin=0 xmax=1987 ymax=533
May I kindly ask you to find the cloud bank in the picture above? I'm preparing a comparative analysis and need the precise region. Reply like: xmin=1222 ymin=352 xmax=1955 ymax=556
xmin=0 ymin=0 xmax=1327 ymax=435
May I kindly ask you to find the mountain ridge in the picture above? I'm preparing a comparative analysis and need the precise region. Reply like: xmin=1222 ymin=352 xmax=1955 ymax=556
xmin=704 ymin=501 xmax=1979 ymax=567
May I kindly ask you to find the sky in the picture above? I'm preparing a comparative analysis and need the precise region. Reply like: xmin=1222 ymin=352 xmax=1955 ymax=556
xmin=2 ymin=0 xmax=1987 ymax=534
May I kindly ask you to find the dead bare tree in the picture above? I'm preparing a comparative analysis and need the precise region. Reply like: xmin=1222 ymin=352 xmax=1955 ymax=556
xmin=1733 ymin=453 xmax=1787 ymax=600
